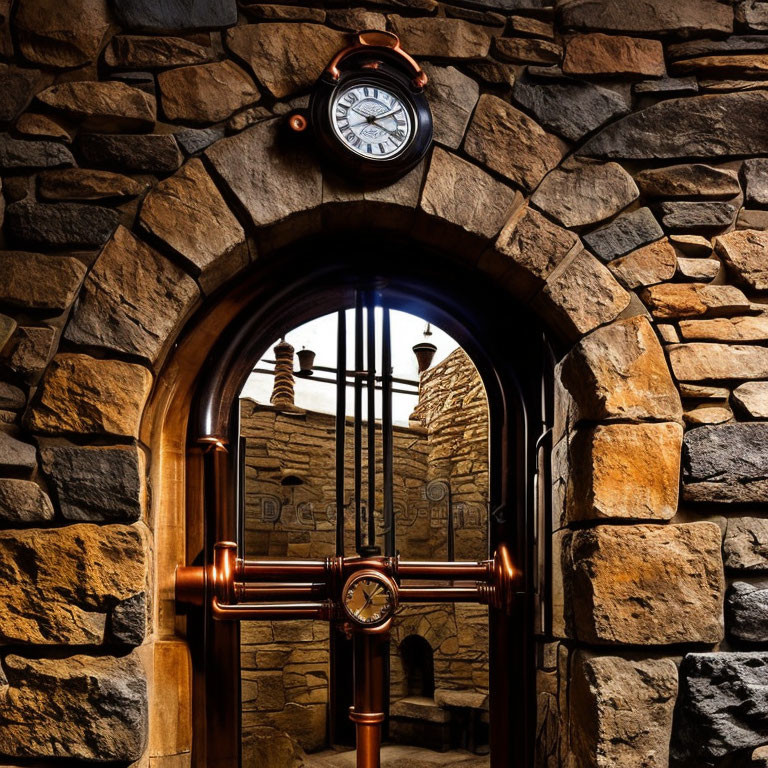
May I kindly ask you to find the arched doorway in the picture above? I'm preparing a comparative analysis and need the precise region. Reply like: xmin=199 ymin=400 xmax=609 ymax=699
xmin=175 ymin=232 xmax=554 ymax=768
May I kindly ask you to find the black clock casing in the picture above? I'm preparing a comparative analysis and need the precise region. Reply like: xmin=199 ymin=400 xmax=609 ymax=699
xmin=293 ymin=31 xmax=433 ymax=185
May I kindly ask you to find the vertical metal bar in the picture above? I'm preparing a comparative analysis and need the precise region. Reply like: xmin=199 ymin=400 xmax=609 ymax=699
xmin=354 ymin=293 xmax=364 ymax=554
xmin=447 ymin=484 xmax=455 ymax=562
xmin=366 ymin=292 xmax=377 ymax=550
xmin=382 ymin=306 xmax=394 ymax=557
xmin=335 ymin=310 xmax=346 ymax=557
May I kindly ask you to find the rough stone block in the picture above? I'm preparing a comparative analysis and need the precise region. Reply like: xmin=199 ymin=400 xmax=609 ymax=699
xmin=421 ymin=63 xmax=479 ymax=150
xmin=26 ymin=354 xmax=152 ymax=438
xmin=40 ymin=443 xmax=146 ymax=523
xmin=105 ymin=34 xmax=215 ymax=69
xmin=0 ymin=133 xmax=74 ymax=170
xmin=583 ymin=207 xmax=664 ymax=262
xmin=564 ymin=33 xmax=666 ymax=77
xmin=112 ymin=0 xmax=237 ymax=31
xmin=658 ymin=200 xmax=737 ymax=231
xmin=683 ymin=423 xmax=768 ymax=503
xmin=672 ymin=652 xmax=768 ymax=763
xmin=715 ymin=229 xmax=768 ymax=291
xmin=0 ymin=431 xmax=36 ymax=472
xmin=733 ymin=381 xmax=768 ymax=419
xmin=2 ymin=325 xmax=56 ymax=380
xmin=637 ymin=163 xmax=740 ymax=199
xmin=388 ymin=16 xmax=491 ymax=59
xmin=679 ymin=316 xmax=768 ymax=342
xmin=79 ymin=133 xmax=183 ymax=172
xmin=559 ymin=422 xmax=682 ymax=523
xmin=570 ymin=652 xmax=678 ymax=768
xmin=669 ymin=343 xmax=768 ymax=382
xmin=65 ymin=225 xmax=199 ymax=363
xmin=0 ymin=523 xmax=147 ymax=644
xmin=558 ymin=315 xmax=683 ymax=423
xmin=641 ymin=283 xmax=751 ymax=319
xmin=0 ymin=478 xmax=54 ymax=522
xmin=727 ymin=582 xmax=768 ymax=642
xmin=563 ymin=522 xmax=724 ymax=644
xmin=0 ymin=652 xmax=148 ymax=761
xmin=608 ymin=238 xmax=677 ymax=289
xmin=724 ymin=517 xmax=768 ymax=571
xmin=38 ymin=168 xmax=148 ymax=201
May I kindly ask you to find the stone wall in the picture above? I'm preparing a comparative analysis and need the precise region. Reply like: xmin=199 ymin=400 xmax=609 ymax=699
xmin=0 ymin=0 xmax=765 ymax=766
xmin=239 ymin=347 xmax=490 ymax=752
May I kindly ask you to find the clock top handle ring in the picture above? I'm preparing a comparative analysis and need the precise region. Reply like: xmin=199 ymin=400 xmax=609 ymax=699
xmin=324 ymin=30 xmax=428 ymax=90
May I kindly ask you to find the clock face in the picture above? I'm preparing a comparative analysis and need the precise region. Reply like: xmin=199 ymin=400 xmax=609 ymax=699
xmin=330 ymin=82 xmax=415 ymax=161
xmin=343 ymin=575 xmax=395 ymax=625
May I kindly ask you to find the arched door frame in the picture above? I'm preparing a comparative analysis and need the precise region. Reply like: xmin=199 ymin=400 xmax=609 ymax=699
xmin=181 ymin=231 xmax=551 ymax=768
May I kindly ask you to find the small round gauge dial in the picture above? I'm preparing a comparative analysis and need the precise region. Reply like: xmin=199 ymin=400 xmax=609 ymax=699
xmin=330 ymin=82 xmax=415 ymax=161
xmin=342 ymin=573 xmax=396 ymax=626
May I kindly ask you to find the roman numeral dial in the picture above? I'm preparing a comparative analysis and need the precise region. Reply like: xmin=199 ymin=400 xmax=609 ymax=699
xmin=330 ymin=82 xmax=415 ymax=161
xmin=342 ymin=573 xmax=397 ymax=626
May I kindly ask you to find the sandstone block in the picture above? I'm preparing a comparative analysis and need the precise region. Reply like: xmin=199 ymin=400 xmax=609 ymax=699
xmin=0 ymin=133 xmax=74 ymax=170
xmin=0 ymin=431 xmax=36 ymax=472
xmin=743 ymin=158 xmax=768 ymax=206
xmin=636 ymin=163 xmax=740 ymax=199
xmin=724 ymin=517 xmax=768 ymax=570
xmin=14 ymin=0 xmax=111 ymax=68
xmin=225 ymin=23 xmax=345 ymax=99
xmin=36 ymin=81 xmax=156 ymax=132
xmin=0 ymin=383 xmax=24 ymax=410
xmin=79 ymin=133 xmax=183 ymax=172
xmin=159 ymin=60 xmax=260 ymax=124
xmin=389 ymin=16 xmax=490 ymax=59
xmin=38 ymin=168 xmax=147 ymax=201
xmin=677 ymin=256 xmax=720 ymax=282
xmin=512 ymin=74 xmax=630 ymax=143
xmin=5 ymin=199 xmax=120 ymax=249
xmin=673 ymin=54 xmax=768 ymax=78
xmin=0 ymin=315 xmax=15 ymax=352
xmin=559 ymin=422 xmax=682 ymax=524
xmin=570 ymin=652 xmax=678 ymax=768
xmin=490 ymin=204 xmax=579 ymax=298
xmin=65 ymin=225 xmax=199 ymax=363
xmin=559 ymin=315 xmax=683 ymax=423
xmin=667 ymin=35 xmax=768 ymax=60
xmin=738 ymin=209 xmax=768 ymax=231
xmin=641 ymin=283 xmax=751 ymax=319
xmin=535 ymin=250 xmax=630 ymax=339
xmin=3 ymin=325 xmax=55 ymax=381
xmin=0 ymin=252 xmax=86 ymax=311
xmin=580 ymin=92 xmax=768 ymax=160
xmin=671 ymin=233 xmax=713 ymax=257
xmin=206 ymin=118 xmax=322 ymax=231
xmin=243 ymin=726 xmax=305 ymax=768
xmin=16 ymin=112 xmax=73 ymax=142
xmin=493 ymin=37 xmax=561 ymax=65
xmin=26 ymin=354 xmax=152 ymax=438
xmin=583 ymin=207 xmax=664 ymax=261
xmin=531 ymin=162 xmax=638 ymax=228
xmin=112 ymin=0 xmax=237 ymax=31
xmin=105 ymin=34 xmax=215 ymax=69
xmin=563 ymin=522 xmax=724 ymax=644
xmin=0 ymin=652 xmax=147 ymax=760
xmin=672 ymin=652 xmax=768 ymax=763
xmin=419 ymin=148 xmax=520 ymax=241
xmin=0 ymin=66 xmax=46 ymax=123
xmin=564 ymin=33 xmax=665 ymax=77
xmin=669 ymin=343 xmax=768 ymax=382
xmin=715 ymin=229 xmax=768 ymax=291
xmin=558 ymin=0 xmax=733 ymax=35
xmin=737 ymin=0 xmax=768 ymax=30
xmin=733 ymin=381 xmax=768 ymax=418
xmin=683 ymin=423 xmax=768 ymax=502
xmin=40 ymin=443 xmax=145 ymax=523
xmin=728 ymin=582 xmax=768 ymax=642
xmin=0 ymin=523 xmax=146 ymax=644
xmin=464 ymin=94 xmax=568 ymax=192
xmin=608 ymin=238 xmax=677 ymax=289
xmin=0 ymin=479 xmax=53 ymax=522
xmin=421 ymin=64 xmax=479 ymax=150
xmin=679 ymin=316 xmax=768 ymax=341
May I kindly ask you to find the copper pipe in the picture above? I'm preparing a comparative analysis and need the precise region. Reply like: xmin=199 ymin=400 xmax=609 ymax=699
xmin=396 ymin=559 xmax=492 ymax=581
xmin=399 ymin=586 xmax=483 ymax=603
xmin=175 ymin=564 xmax=206 ymax=607
xmin=211 ymin=598 xmax=334 ymax=621
xmin=239 ymin=583 xmax=327 ymax=600
xmin=239 ymin=558 xmax=330 ymax=581
xmin=351 ymin=632 xmax=386 ymax=768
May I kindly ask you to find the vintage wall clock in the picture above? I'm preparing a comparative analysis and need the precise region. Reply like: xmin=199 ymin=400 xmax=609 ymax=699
xmin=341 ymin=570 xmax=398 ymax=628
xmin=289 ymin=30 xmax=433 ymax=184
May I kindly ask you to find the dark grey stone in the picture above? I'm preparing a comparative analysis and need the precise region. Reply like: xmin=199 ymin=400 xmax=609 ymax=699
xmin=109 ymin=593 xmax=147 ymax=645
xmin=0 ymin=382 xmax=25 ymax=410
xmin=668 ymin=35 xmax=768 ymax=61
xmin=634 ymin=76 xmax=698 ymax=95
xmin=728 ymin=582 xmax=768 ymax=642
xmin=672 ymin=652 xmax=768 ymax=763
xmin=0 ymin=133 xmax=74 ymax=170
xmin=79 ymin=133 xmax=182 ymax=173
xmin=175 ymin=124 xmax=226 ymax=155
xmin=512 ymin=74 xmax=630 ymax=142
xmin=112 ymin=0 xmax=238 ymax=32
xmin=683 ymin=423 xmax=768 ymax=503
xmin=743 ymin=159 xmax=768 ymax=207
xmin=5 ymin=199 xmax=120 ymax=249
xmin=579 ymin=92 xmax=768 ymax=160
xmin=582 ymin=207 xmax=664 ymax=261
xmin=39 ymin=444 xmax=143 ymax=523
xmin=0 ymin=431 xmax=36 ymax=472
xmin=0 ymin=479 xmax=54 ymax=522
xmin=658 ymin=201 xmax=738 ymax=231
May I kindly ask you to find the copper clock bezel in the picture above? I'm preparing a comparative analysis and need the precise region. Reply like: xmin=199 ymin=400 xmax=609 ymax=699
xmin=341 ymin=569 xmax=399 ymax=628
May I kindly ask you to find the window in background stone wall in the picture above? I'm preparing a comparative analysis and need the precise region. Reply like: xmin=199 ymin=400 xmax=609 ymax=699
xmin=238 ymin=307 xmax=491 ymax=767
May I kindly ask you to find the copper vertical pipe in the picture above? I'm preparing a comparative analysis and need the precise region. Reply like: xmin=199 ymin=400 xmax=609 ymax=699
xmin=351 ymin=632 xmax=386 ymax=768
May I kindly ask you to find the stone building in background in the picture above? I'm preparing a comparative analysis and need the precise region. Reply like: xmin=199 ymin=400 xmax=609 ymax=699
xmin=0 ymin=0 xmax=767 ymax=767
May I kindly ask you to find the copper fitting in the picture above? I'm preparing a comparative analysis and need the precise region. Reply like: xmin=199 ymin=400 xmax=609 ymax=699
xmin=288 ymin=113 xmax=308 ymax=132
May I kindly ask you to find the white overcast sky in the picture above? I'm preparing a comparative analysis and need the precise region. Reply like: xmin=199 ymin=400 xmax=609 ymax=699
xmin=240 ymin=308 xmax=460 ymax=424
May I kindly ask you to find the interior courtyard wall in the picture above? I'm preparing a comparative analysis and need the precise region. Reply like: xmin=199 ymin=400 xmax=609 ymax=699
xmin=0 ymin=1 xmax=765 ymax=766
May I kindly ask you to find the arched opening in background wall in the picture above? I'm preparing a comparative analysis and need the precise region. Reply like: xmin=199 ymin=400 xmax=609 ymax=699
xmin=400 ymin=635 xmax=435 ymax=698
